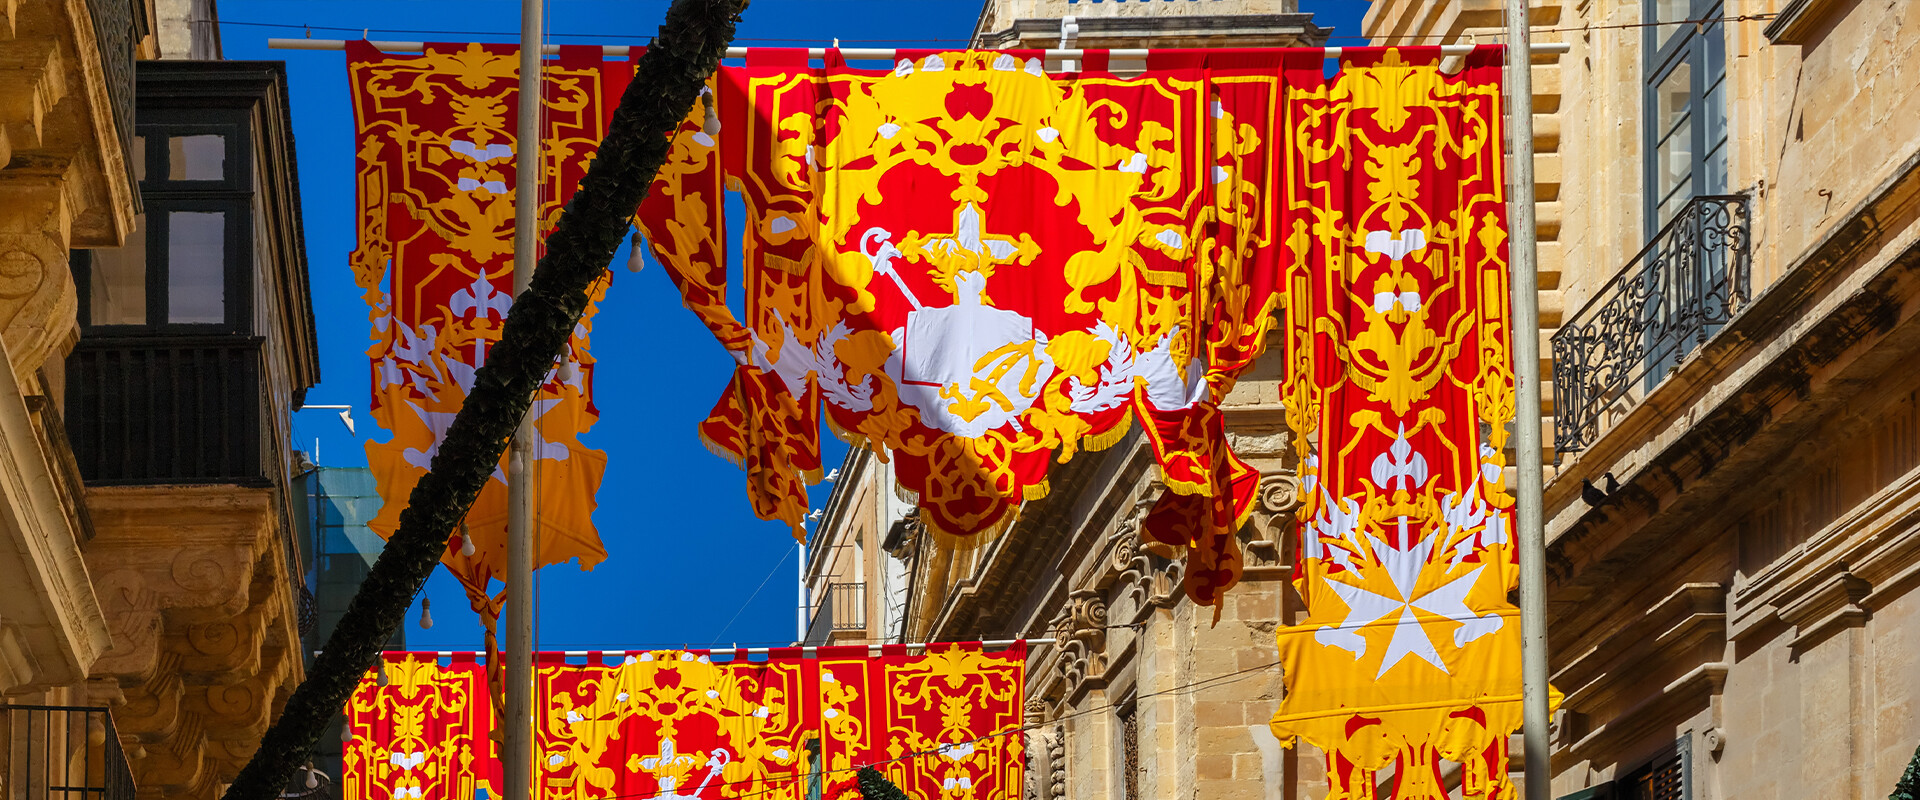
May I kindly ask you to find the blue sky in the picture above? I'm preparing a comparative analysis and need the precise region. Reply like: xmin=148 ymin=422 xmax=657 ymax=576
xmin=223 ymin=0 xmax=1367 ymax=653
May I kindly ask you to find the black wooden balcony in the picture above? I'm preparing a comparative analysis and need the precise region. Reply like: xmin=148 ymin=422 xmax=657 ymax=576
xmin=1552 ymin=195 xmax=1751 ymax=455
xmin=65 ymin=336 xmax=267 ymax=485
xmin=0 ymin=705 xmax=136 ymax=800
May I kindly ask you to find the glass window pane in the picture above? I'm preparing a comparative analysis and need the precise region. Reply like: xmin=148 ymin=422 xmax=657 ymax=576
xmin=169 ymin=134 xmax=225 ymax=181
xmin=1704 ymin=143 xmax=1729 ymax=196
xmin=167 ymin=211 xmax=226 ymax=324
xmin=1652 ymin=0 xmax=1689 ymax=51
xmin=131 ymin=135 xmax=146 ymax=182
xmin=1652 ymin=63 xmax=1694 ymax=224
xmin=88 ymin=213 xmax=147 ymax=325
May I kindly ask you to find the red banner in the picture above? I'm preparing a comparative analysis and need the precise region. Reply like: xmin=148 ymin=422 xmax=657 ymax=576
xmin=816 ymin=642 xmax=1027 ymax=800
xmin=1265 ymin=47 xmax=1557 ymax=800
xmin=346 ymin=42 xmax=637 ymax=632
xmin=343 ymin=646 xmax=1028 ymax=800
xmin=640 ymin=50 xmax=1310 ymax=606
xmin=344 ymin=653 xmax=502 ymax=800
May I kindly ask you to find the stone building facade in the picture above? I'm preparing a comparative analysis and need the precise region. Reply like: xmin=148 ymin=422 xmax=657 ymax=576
xmin=1357 ymin=0 xmax=1920 ymax=797
xmin=1 ymin=3 xmax=320 ymax=799
xmin=800 ymin=4 xmax=1332 ymax=800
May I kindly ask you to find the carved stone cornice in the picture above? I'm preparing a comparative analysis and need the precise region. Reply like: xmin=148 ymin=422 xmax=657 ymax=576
xmin=0 ymin=335 xmax=107 ymax=694
xmin=1556 ymin=583 xmax=1725 ymax=710
xmin=83 ymin=484 xmax=305 ymax=800
xmin=1774 ymin=568 xmax=1871 ymax=653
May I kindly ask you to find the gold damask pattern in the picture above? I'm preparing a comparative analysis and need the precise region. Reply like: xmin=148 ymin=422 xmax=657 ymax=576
xmin=639 ymin=50 xmax=1291 ymax=606
xmin=347 ymin=41 xmax=619 ymax=642
xmin=1267 ymin=47 xmax=1556 ymax=800
xmin=345 ymin=653 xmax=500 ymax=800
xmin=345 ymin=647 xmax=1028 ymax=800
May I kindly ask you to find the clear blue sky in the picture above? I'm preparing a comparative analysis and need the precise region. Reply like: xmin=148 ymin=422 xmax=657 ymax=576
xmin=222 ymin=0 xmax=1368 ymax=653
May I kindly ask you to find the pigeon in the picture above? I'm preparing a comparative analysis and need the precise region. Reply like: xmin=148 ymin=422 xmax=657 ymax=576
xmin=1581 ymin=479 xmax=1607 ymax=507
xmin=1603 ymin=472 xmax=1620 ymax=495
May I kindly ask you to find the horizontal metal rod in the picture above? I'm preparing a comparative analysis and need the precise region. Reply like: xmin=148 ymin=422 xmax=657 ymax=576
xmin=322 ymin=639 xmax=1055 ymax=661
xmin=267 ymin=39 xmax=1572 ymax=58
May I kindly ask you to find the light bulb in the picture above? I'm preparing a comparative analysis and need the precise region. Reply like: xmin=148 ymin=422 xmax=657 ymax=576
xmin=420 ymin=598 xmax=434 ymax=630
xmin=305 ymin=764 xmax=319 ymax=789
xmin=376 ymin=662 xmax=390 ymax=687
xmin=626 ymin=230 xmax=647 ymax=273
xmin=702 ymin=94 xmax=720 ymax=136
xmin=557 ymin=359 xmax=577 ymax=383
xmin=459 ymin=520 xmax=475 ymax=557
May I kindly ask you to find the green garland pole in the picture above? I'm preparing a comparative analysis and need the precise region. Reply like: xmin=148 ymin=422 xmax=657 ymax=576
xmin=1893 ymin=741 xmax=1920 ymax=800
xmin=857 ymin=767 xmax=909 ymax=800
xmin=217 ymin=1 xmax=748 ymax=797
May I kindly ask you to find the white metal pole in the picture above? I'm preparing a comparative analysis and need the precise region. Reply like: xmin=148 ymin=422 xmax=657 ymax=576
xmin=796 ymin=541 xmax=808 ymax=643
xmin=1502 ymin=4 xmax=1553 ymax=800
xmin=504 ymin=0 xmax=541 ymax=797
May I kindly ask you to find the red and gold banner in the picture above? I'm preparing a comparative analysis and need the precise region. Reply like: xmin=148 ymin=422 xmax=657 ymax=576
xmin=345 ymin=653 xmax=502 ymax=800
xmin=640 ymin=50 xmax=1310 ymax=606
xmin=816 ymin=642 xmax=1027 ymax=800
xmin=346 ymin=43 xmax=635 ymax=629
xmin=344 ymin=646 xmax=1027 ymax=800
xmin=1265 ymin=47 xmax=1556 ymax=800
xmin=535 ymin=650 xmax=816 ymax=800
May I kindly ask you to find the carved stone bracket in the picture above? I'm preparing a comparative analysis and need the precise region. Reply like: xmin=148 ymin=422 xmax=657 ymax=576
xmin=1242 ymin=472 xmax=1302 ymax=579
xmin=1776 ymin=568 xmax=1872 ymax=654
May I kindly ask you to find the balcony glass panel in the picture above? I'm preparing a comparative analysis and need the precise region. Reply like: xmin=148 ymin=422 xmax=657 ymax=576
xmin=168 ymin=134 xmax=225 ymax=181
xmin=167 ymin=210 xmax=226 ymax=324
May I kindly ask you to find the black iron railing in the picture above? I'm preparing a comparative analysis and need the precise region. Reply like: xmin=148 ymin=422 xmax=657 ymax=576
xmin=828 ymin=582 xmax=867 ymax=632
xmin=0 ymin=705 xmax=136 ymax=800
xmin=65 ymin=335 xmax=266 ymax=484
xmin=1552 ymin=195 xmax=1751 ymax=455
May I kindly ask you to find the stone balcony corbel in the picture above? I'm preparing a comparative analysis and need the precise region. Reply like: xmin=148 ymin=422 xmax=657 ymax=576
xmin=1774 ymin=568 xmax=1871 ymax=654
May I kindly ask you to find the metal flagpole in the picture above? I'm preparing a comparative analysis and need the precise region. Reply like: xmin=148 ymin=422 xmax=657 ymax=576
xmin=505 ymin=0 xmax=542 ymax=796
xmin=1502 ymin=1 xmax=1553 ymax=799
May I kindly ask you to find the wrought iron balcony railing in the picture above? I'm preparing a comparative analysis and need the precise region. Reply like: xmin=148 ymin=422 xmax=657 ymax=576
xmin=0 ymin=705 xmax=136 ymax=800
xmin=1552 ymin=195 xmax=1751 ymax=455
xmin=827 ymin=582 xmax=868 ymax=632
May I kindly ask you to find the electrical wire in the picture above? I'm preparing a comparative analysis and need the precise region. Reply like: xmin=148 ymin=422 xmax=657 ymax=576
xmin=714 ymin=542 xmax=799 ymax=643
xmin=1320 ymin=12 xmax=1777 ymax=42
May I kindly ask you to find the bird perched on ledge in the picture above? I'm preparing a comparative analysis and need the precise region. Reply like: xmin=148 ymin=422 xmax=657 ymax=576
xmin=1581 ymin=473 xmax=1621 ymax=507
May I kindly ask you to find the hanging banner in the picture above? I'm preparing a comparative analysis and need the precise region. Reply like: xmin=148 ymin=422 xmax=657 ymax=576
xmin=639 ymin=50 xmax=1309 ymax=606
xmin=816 ymin=642 xmax=1027 ymax=800
xmin=346 ymin=42 xmax=632 ymax=629
xmin=344 ymin=647 xmax=1028 ymax=800
xmin=344 ymin=653 xmax=502 ymax=800
xmin=1266 ymin=47 xmax=1557 ymax=800
xmin=534 ymin=649 xmax=816 ymax=800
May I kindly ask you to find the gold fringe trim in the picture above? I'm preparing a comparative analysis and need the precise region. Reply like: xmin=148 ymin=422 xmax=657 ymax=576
xmin=924 ymin=511 xmax=1018 ymax=552
xmin=697 ymin=429 xmax=746 ymax=468
xmin=1074 ymin=409 xmax=1136 ymax=455
xmin=1022 ymin=479 xmax=1052 ymax=502
xmin=1160 ymin=475 xmax=1213 ymax=497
